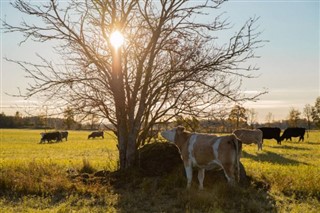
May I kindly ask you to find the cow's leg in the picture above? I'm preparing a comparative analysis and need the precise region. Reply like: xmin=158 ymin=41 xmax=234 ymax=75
xmin=184 ymin=164 xmax=193 ymax=189
xmin=197 ymin=168 xmax=205 ymax=190
xmin=299 ymin=135 xmax=304 ymax=142
xmin=222 ymin=163 xmax=235 ymax=185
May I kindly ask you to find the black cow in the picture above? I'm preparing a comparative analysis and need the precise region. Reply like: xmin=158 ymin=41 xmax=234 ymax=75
xmin=88 ymin=131 xmax=104 ymax=139
xmin=280 ymin=127 xmax=306 ymax=142
xmin=258 ymin=127 xmax=281 ymax=145
xmin=40 ymin=132 xmax=62 ymax=143
xmin=60 ymin=131 xmax=68 ymax=141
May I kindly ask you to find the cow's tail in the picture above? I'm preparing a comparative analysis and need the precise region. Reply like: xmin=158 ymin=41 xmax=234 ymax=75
xmin=232 ymin=134 xmax=241 ymax=183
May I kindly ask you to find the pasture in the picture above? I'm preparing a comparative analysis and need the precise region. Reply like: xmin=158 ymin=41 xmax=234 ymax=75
xmin=0 ymin=129 xmax=320 ymax=212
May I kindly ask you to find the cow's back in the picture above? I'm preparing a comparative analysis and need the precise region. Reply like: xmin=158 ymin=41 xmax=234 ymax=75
xmin=191 ymin=136 xmax=217 ymax=166
xmin=233 ymin=129 xmax=262 ymax=144
xmin=258 ymin=127 xmax=281 ymax=139
xmin=191 ymin=135 xmax=237 ymax=169
xmin=281 ymin=127 xmax=306 ymax=141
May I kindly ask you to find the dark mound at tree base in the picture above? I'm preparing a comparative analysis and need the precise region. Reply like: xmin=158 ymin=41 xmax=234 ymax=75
xmin=72 ymin=142 xmax=250 ymax=189
xmin=134 ymin=142 xmax=184 ymax=176
xmin=133 ymin=142 xmax=250 ymax=188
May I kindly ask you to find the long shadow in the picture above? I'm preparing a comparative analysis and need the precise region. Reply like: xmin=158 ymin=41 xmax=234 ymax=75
xmin=271 ymin=145 xmax=311 ymax=151
xmin=108 ymin=167 xmax=277 ymax=213
xmin=306 ymin=142 xmax=320 ymax=145
xmin=242 ymin=150 xmax=308 ymax=165
xmin=107 ymin=143 xmax=277 ymax=212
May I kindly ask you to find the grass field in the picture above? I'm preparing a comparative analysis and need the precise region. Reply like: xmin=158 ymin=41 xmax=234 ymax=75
xmin=1 ymin=129 xmax=320 ymax=212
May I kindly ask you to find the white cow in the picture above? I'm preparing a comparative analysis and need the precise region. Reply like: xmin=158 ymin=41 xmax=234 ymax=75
xmin=233 ymin=129 xmax=263 ymax=150
xmin=161 ymin=126 xmax=242 ymax=189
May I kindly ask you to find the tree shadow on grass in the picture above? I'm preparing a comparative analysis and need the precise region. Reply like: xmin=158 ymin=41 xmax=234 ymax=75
xmin=305 ymin=142 xmax=320 ymax=145
xmin=106 ymin=143 xmax=277 ymax=213
xmin=242 ymin=150 xmax=308 ymax=165
xmin=270 ymin=145 xmax=311 ymax=151
xmin=104 ymin=166 xmax=277 ymax=213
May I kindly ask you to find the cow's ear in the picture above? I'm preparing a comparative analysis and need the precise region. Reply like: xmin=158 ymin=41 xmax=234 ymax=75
xmin=176 ymin=126 xmax=185 ymax=134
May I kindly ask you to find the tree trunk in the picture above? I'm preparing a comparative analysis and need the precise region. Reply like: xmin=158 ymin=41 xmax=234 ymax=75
xmin=117 ymin=129 xmax=138 ymax=170
xmin=125 ymin=136 xmax=136 ymax=168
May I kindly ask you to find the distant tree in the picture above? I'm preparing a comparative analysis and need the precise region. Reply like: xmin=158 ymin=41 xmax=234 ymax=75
xmin=246 ymin=108 xmax=257 ymax=129
xmin=89 ymin=114 xmax=99 ymax=130
xmin=303 ymin=104 xmax=313 ymax=130
xmin=63 ymin=107 xmax=75 ymax=130
xmin=228 ymin=105 xmax=247 ymax=129
xmin=175 ymin=116 xmax=199 ymax=132
xmin=14 ymin=111 xmax=23 ymax=127
xmin=287 ymin=108 xmax=301 ymax=127
xmin=312 ymin=97 xmax=320 ymax=129
xmin=0 ymin=112 xmax=14 ymax=128
xmin=4 ymin=0 xmax=265 ymax=170
xmin=265 ymin=112 xmax=274 ymax=127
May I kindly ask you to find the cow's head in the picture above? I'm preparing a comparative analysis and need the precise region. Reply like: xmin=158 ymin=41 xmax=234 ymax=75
xmin=161 ymin=126 xmax=185 ymax=143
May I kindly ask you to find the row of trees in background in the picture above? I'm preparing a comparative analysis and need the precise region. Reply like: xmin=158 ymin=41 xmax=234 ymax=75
xmin=0 ymin=108 xmax=100 ymax=130
xmin=174 ymin=97 xmax=320 ymax=132
xmin=2 ymin=97 xmax=319 ymax=131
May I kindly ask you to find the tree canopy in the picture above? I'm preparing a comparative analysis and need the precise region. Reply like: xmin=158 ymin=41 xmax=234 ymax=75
xmin=3 ymin=0 xmax=265 ymax=169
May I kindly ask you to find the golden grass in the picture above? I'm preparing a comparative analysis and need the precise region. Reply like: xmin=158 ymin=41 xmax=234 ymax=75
xmin=0 ymin=129 xmax=319 ymax=212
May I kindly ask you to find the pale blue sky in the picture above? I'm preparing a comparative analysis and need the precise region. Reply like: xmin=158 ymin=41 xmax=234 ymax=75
xmin=1 ymin=0 xmax=319 ymax=122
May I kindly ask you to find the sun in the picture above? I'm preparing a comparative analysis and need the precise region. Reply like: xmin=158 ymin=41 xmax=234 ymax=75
xmin=110 ymin=31 xmax=124 ymax=49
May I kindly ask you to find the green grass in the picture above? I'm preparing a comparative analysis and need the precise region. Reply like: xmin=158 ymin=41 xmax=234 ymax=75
xmin=0 ymin=129 xmax=118 ymax=171
xmin=0 ymin=129 xmax=320 ymax=212
xmin=240 ymin=131 xmax=320 ymax=212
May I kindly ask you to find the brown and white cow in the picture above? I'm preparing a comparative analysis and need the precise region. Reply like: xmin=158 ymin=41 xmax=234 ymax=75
xmin=233 ymin=129 xmax=263 ymax=150
xmin=161 ymin=126 xmax=242 ymax=189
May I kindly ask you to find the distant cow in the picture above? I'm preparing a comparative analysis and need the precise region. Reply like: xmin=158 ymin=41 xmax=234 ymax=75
xmin=258 ymin=127 xmax=281 ymax=145
xmin=161 ymin=126 xmax=242 ymax=189
xmin=40 ymin=132 xmax=62 ymax=143
xmin=88 ymin=131 xmax=104 ymax=139
xmin=280 ymin=127 xmax=306 ymax=142
xmin=60 ymin=131 xmax=68 ymax=141
xmin=233 ymin=129 xmax=263 ymax=150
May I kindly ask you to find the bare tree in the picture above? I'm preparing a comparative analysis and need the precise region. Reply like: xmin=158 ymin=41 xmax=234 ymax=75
xmin=288 ymin=108 xmax=301 ymax=127
xmin=303 ymin=104 xmax=313 ymax=130
xmin=246 ymin=108 xmax=257 ymax=129
xmin=3 ymin=0 xmax=265 ymax=169
xmin=312 ymin=97 xmax=320 ymax=129
xmin=265 ymin=112 xmax=274 ymax=127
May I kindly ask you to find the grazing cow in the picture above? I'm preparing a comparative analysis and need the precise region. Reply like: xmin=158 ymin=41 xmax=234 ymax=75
xmin=233 ymin=129 xmax=263 ymax=150
xmin=40 ymin=132 xmax=62 ymax=143
xmin=88 ymin=131 xmax=104 ymax=139
xmin=258 ymin=127 xmax=281 ymax=145
xmin=161 ymin=126 xmax=242 ymax=189
xmin=60 ymin=131 xmax=68 ymax=141
xmin=280 ymin=127 xmax=306 ymax=142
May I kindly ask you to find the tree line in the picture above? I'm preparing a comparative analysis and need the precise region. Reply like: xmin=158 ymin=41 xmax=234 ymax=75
xmin=2 ymin=96 xmax=319 ymax=131
xmin=0 ymin=111 xmax=98 ymax=130
xmin=171 ymin=97 xmax=320 ymax=132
